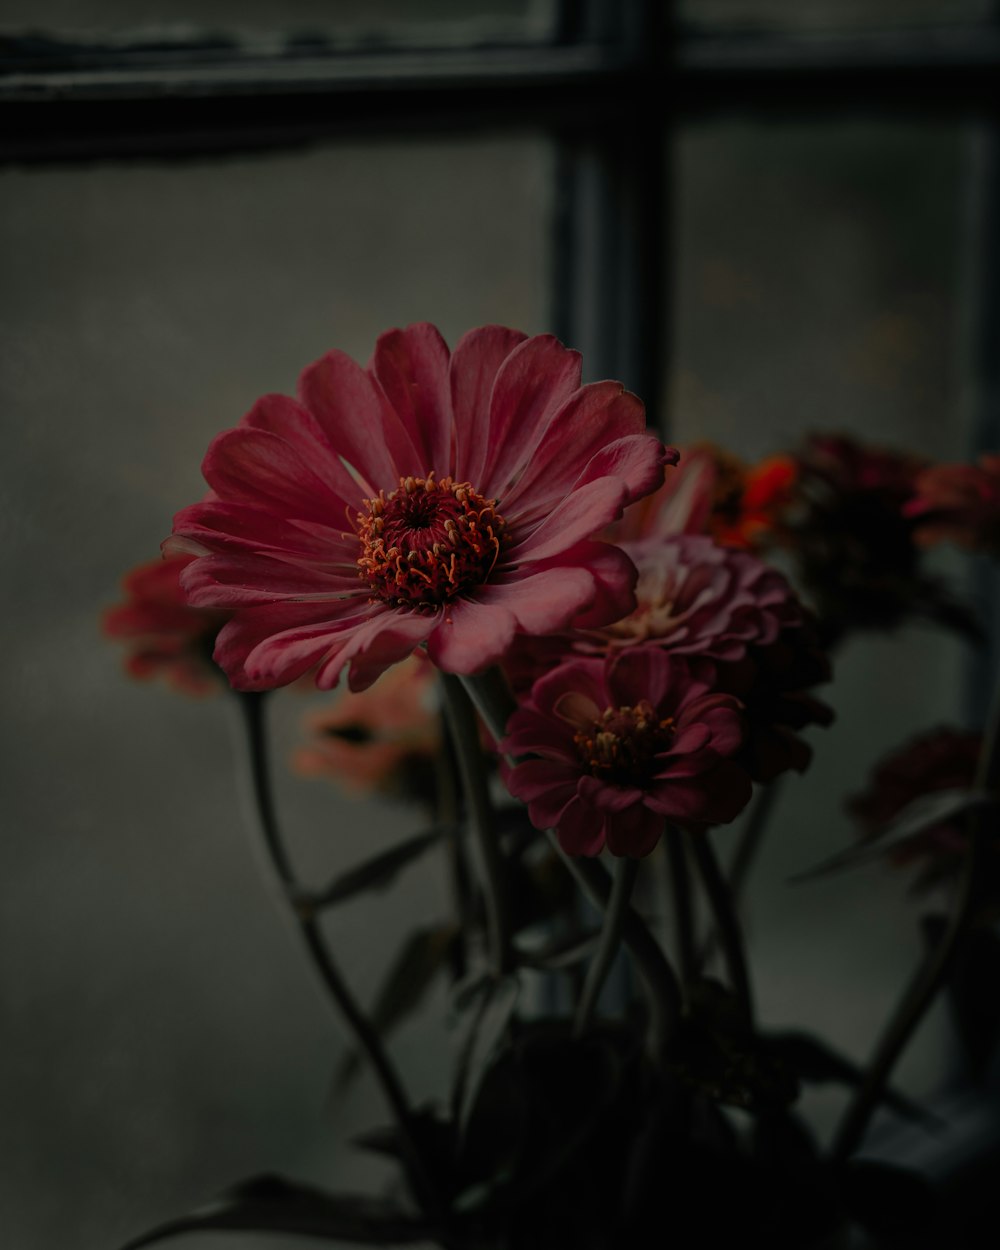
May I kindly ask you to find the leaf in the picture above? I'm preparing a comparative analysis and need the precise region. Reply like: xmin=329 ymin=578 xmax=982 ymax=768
xmin=790 ymin=788 xmax=997 ymax=883
xmin=513 ymin=927 xmax=600 ymax=971
xmin=314 ymin=826 xmax=449 ymax=912
xmin=454 ymin=974 xmax=521 ymax=1139
xmin=766 ymin=1031 xmax=939 ymax=1126
xmin=923 ymin=916 xmax=1000 ymax=1077
xmin=334 ymin=924 xmax=458 ymax=1090
xmin=119 ymin=1174 xmax=431 ymax=1248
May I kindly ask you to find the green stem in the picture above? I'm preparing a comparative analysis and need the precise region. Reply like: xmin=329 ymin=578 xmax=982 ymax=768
xmin=462 ymin=668 xmax=683 ymax=1052
xmin=575 ymin=856 xmax=640 ymax=1035
xmin=440 ymin=674 xmax=512 ymax=976
xmin=687 ymin=829 xmax=754 ymax=1028
xmin=830 ymin=674 xmax=1000 ymax=1165
xmin=434 ymin=718 xmax=472 ymax=981
xmin=665 ymin=826 xmax=697 ymax=990
xmin=235 ymin=691 xmax=439 ymax=1215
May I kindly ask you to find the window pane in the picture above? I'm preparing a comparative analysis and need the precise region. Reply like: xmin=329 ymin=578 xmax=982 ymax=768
xmin=668 ymin=119 xmax=975 ymax=1129
xmin=1 ymin=0 xmax=555 ymax=45
xmin=0 ymin=134 xmax=550 ymax=1248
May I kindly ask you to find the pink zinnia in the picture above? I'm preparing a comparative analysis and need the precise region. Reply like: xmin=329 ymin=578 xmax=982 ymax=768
xmin=904 ymin=454 xmax=1000 ymax=556
xmin=502 ymin=649 xmax=752 ymax=857
xmin=169 ymin=324 xmax=676 ymax=691
xmin=103 ymin=553 xmax=228 ymax=695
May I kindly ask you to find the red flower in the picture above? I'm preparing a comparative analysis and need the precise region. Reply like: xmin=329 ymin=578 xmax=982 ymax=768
xmin=103 ymin=554 xmax=228 ymax=694
xmin=848 ymin=727 xmax=981 ymax=869
xmin=904 ymin=454 xmax=1000 ymax=556
xmin=502 ymin=649 xmax=752 ymax=857
xmin=294 ymin=655 xmax=440 ymax=800
xmin=169 ymin=324 xmax=676 ymax=692
xmin=504 ymin=533 xmax=833 ymax=784
xmin=617 ymin=443 xmax=796 ymax=552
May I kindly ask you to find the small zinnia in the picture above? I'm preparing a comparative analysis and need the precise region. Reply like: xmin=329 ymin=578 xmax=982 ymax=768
xmin=169 ymin=324 xmax=676 ymax=692
xmin=103 ymin=553 xmax=228 ymax=695
xmin=502 ymin=649 xmax=752 ymax=857
xmin=904 ymin=453 xmax=1000 ymax=556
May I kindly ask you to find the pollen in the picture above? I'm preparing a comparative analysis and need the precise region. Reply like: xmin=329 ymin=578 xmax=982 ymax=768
xmin=573 ymin=701 xmax=676 ymax=786
xmin=356 ymin=473 xmax=507 ymax=609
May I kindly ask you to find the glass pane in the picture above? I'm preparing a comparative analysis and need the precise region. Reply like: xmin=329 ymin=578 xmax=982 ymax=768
xmin=1 ymin=0 xmax=555 ymax=46
xmin=678 ymin=0 xmax=995 ymax=33
xmin=669 ymin=119 xmax=976 ymax=1132
xmin=0 ymin=134 xmax=550 ymax=1248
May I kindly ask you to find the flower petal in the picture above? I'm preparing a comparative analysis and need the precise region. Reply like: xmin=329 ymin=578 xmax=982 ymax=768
xmin=426 ymin=596 xmax=517 ymax=673
xmin=450 ymin=325 xmax=528 ymax=484
xmin=370 ymin=323 xmax=453 ymax=474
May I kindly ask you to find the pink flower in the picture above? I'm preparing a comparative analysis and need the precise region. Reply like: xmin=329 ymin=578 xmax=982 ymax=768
xmin=503 ymin=533 xmax=833 ymax=783
xmin=598 ymin=533 xmax=802 ymax=662
xmin=294 ymin=655 xmax=440 ymax=800
xmin=103 ymin=554 xmax=228 ymax=695
xmin=169 ymin=324 xmax=676 ymax=692
xmin=502 ymin=649 xmax=752 ymax=857
xmin=904 ymin=454 xmax=1000 ymax=555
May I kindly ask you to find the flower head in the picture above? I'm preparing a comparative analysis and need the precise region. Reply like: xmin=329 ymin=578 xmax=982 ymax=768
xmin=502 ymin=649 xmax=752 ymax=857
xmin=904 ymin=453 xmax=1000 ymax=556
xmin=294 ymin=655 xmax=440 ymax=801
xmin=169 ymin=324 xmax=676 ymax=692
xmin=616 ymin=442 xmax=796 ymax=552
xmin=848 ymin=727 xmax=985 ymax=887
xmin=103 ymin=554 xmax=228 ymax=694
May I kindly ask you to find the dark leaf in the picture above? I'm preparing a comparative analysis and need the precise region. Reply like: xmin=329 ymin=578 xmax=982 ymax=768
xmin=924 ymin=916 xmax=1000 ymax=1077
xmin=119 ymin=1174 xmax=431 ymax=1248
xmin=667 ymin=982 xmax=799 ymax=1111
xmin=335 ymin=924 xmax=458 ymax=1090
xmin=790 ymin=789 xmax=997 ymax=883
xmin=767 ymin=1030 xmax=939 ymax=1126
xmin=843 ymin=1160 xmax=941 ymax=1249
xmin=315 ymin=826 xmax=449 ymax=911
xmin=454 ymin=974 xmax=520 ymax=1137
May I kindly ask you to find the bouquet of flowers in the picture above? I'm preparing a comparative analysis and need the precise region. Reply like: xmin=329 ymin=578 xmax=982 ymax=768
xmin=105 ymin=324 xmax=1000 ymax=1249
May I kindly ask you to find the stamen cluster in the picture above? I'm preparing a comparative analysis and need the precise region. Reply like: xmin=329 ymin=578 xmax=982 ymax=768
xmin=574 ymin=701 xmax=675 ymax=786
xmin=357 ymin=474 xmax=506 ymax=609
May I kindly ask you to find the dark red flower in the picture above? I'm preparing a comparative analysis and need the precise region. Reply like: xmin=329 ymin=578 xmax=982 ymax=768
xmin=848 ymin=727 xmax=983 ymax=881
xmin=103 ymin=554 xmax=228 ymax=694
xmin=169 ymin=324 xmax=676 ymax=692
xmin=502 ymin=649 xmax=752 ymax=857
xmin=904 ymin=453 xmax=1000 ymax=556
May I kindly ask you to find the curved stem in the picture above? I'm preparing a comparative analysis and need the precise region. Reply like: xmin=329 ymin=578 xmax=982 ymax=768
xmin=665 ymin=827 xmax=697 ymax=990
xmin=434 ymin=718 xmax=472 ymax=981
xmin=575 ymin=856 xmax=640 ymax=1035
xmin=440 ymin=674 xmax=512 ymax=976
xmin=234 ymin=691 xmax=439 ymax=1215
xmin=830 ymin=675 xmax=1000 ymax=1165
xmin=687 ymin=829 xmax=754 ymax=1028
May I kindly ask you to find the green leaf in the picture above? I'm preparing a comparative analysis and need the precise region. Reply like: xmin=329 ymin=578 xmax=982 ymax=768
xmin=334 ymin=924 xmax=458 ymax=1090
xmin=790 ymin=788 xmax=997 ymax=883
xmin=314 ymin=826 xmax=449 ymax=912
xmin=767 ymin=1030 xmax=939 ymax=1126
xmin=119 ymin=1174 xmax=431 ymax=1248
xmin=453 ymin=974 xmax=520 ymax=1139
xmin=514 ymin=928 xmax=600 ymax=971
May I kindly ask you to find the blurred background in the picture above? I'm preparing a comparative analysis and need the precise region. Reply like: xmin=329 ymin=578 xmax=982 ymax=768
xmin=2 ymin=2 xmax=999 ymax=1247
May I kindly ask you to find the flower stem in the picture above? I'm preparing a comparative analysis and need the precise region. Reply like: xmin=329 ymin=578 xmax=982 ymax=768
xmin=234 ymin=691 xmax=439 ymax=1215
xmin=574 ymin=855 xmax=640 ymax=1036
xmin=665 ymin=827 xmax=697 ymax=990
xmin=462 ymin=668 xmax=683 ymax=1052
xmin=699 ymin=779 xmax=783 ymax=968
xmin=830 ymin=673 xmax=1000 ymax=1165
xmin=440 ymin=674 xmax=512 ymax=976
xmin=434 ymin=720 xmax=472 ymax=981
xmin=687 ymin=829 xmax=754 ymax=1028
